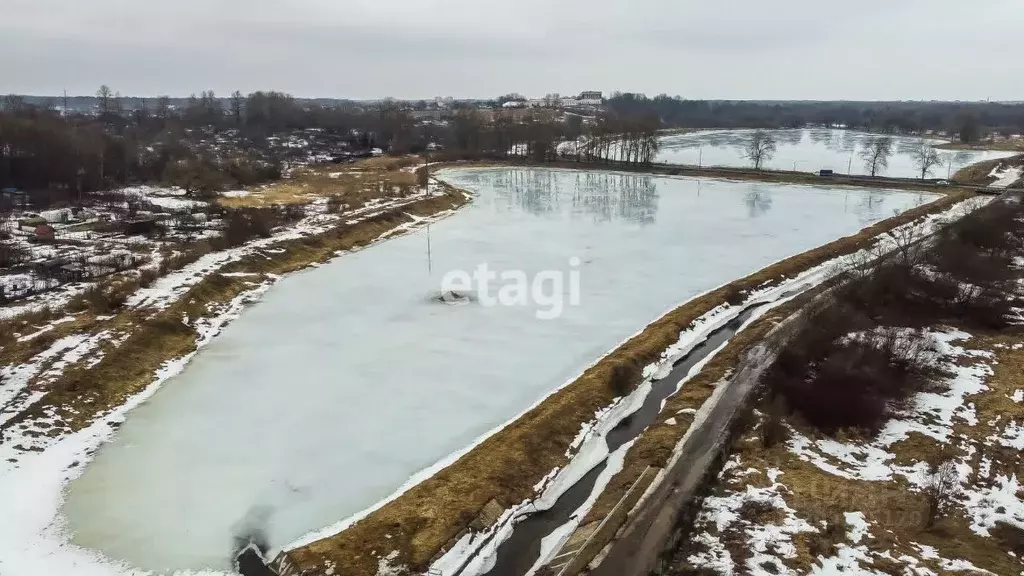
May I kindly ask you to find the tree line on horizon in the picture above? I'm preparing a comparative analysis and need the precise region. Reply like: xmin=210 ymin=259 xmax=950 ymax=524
xmin=3 ymin=86 xmax=1022 ymax=210
xmin=605 ymin=93 xmax=1024 ymax=143
xmin=0 ymin=87 xmax=663 ymax=209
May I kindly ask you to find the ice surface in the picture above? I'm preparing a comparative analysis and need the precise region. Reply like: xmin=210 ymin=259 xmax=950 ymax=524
xmin=657 ymin=128 xmax=1018 ymax=179
xmin=61 ymin=167 xmax=937 ymax=573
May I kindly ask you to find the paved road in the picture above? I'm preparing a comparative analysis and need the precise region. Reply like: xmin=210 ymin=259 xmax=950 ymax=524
xmin=586 ymin=335 xmax=786 ymax=576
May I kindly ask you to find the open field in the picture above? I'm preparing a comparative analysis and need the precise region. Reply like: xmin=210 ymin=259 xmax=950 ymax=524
xmin=218 ymin=157 xmax=422 ymax=209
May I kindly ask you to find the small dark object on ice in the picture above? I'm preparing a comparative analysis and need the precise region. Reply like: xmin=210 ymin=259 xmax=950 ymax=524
xmin=437 ymin=290 xmax=475 ymax=304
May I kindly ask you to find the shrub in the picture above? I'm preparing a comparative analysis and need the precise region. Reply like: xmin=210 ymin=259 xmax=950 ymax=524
xmin=221 ymin=208 xmax=279 ymax=247
xmin=326 ymin=195 xmax=344 ymax=214
xmin=739 ymin=498 xmax=777 ymax=522
xmin=760 ymin=398 xmax=790 ymax=449
xmin=608 ymin=360 xmax=641 ymax=396
xmin=765 ymin=196 xmax=1024 ymax=435
xmin=71 ymin=282 xmax=131 ymax=315
xmin=807 ymin=516 xmax=847 ymax=558
xmin=992 ymin=521 xmax=1024 ymax=556
xmin=767 ymin=323 xmax=938 ymax=434
xmin=138 ymin=268 xmax=159 ymax=289
xmin=28 ymin=328 xmax=59 ymax=354
xmin=723 ymin=285 xmax=746 ymax=306
xmin=924 ymin=459 xmax=960 ymax=528
xmin=281 ymin=204 xmax=306 ymax=222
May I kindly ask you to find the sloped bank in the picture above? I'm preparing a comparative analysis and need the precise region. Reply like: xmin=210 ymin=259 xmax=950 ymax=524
xmin=272 ymin=186 xmax=974 ymax=576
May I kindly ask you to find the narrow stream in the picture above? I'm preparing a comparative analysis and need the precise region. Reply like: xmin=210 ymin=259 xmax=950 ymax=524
xmin=476 ymin=301 xmax=773 ymax=576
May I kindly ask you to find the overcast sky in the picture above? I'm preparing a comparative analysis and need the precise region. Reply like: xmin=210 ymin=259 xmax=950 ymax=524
xmin=2 ymin=0 xmax=1021 ymax=101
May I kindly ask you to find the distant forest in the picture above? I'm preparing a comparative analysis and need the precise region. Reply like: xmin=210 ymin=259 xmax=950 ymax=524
xmin=18 ymin=92 xmax=1024 ymax=138
xmin=605 ymin=94 xmax=1024 ymax=138
xmin=3 ymin=88 xmax=1023 ymax=209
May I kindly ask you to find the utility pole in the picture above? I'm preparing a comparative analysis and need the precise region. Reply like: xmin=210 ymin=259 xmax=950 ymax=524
xmin=698 ymin=145 xmax=703 ymax=169
xmin=63 ymin=90 xmax=68 ymax=118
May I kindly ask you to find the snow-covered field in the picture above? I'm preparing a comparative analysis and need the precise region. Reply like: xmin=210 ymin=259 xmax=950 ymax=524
xmin=989 ymin=164 xmax=1023 ymax=188
xmin=657 ymin=128 xmax=1018 ymax=179
xmin=686 ymin=328 xmax=1024 ymax=576
xmin=13 ymin=168 xmax=938 ymax=575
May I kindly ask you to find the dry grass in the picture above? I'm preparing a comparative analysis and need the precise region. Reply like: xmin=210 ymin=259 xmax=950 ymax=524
xmin=952 ymin=154 xmax=1024 ymax=185
xmin=713 ymin=427 xmax=1024 ymax=576
xmin=950 ymin=332 xmax=1024 ymax=483
xmin=218 ymin=182 xmax=318 ymax=208
xmin=281 ymin=189 xmax=971 ymax=575
xmin=218 ymin=156 xmax=423 ymax=209
xmin=0 ymin=312 xmax=100 ymax=370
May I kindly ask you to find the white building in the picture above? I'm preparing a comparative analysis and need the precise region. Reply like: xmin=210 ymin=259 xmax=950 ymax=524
xmin=578 ymin=91 xmax=604 ymax=107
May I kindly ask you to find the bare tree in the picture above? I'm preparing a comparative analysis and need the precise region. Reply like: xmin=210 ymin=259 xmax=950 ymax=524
xmin=911 ymin=141 xmax=942 ymax=179
xmin=745 ymin=130 xmax=778 ymax=170
xmin=924 ymin=459 xmax=960 ymax=527
xmin=859 ymin=137 xmax=893 ymax=177
xmin=885 ymin=225 xmax=924 ymax=267
xmin=230 ymin=91 xmax=245 ymax=126
xmin=96 ymin=85 xmax=114 ymax=115
xmin=1 ymin=94 xmax=27 ymax=112
xmin=155 ymin=95 xmax=171 ymax=120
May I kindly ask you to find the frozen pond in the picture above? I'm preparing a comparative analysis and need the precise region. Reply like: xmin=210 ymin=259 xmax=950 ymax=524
xmin=61 ymin=168 xmax=938 ymax=574
xmin=657 ymin=128 xmax=1017 ymax=179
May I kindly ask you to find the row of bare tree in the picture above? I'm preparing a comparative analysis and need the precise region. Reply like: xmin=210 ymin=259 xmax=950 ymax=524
xmin=438 ymin=109 xmax=660 ymax=166
xmin=574 ymin=117 xmax=661 ymax=165
xmin=743 ymin=130 xmax=946 ymax=179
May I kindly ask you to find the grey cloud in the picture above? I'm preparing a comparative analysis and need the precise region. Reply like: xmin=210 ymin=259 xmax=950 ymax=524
xmin=1 ymin=0 xmax=1021 ymax=100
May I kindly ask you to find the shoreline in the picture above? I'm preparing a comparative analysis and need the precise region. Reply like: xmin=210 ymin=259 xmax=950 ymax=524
xmin=0 ymin=163 xmax=978 ymax=576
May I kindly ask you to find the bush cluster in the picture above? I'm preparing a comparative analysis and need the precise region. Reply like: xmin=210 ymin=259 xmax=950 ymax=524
xmin=765 ymin=197 xmax=1023 ymax=434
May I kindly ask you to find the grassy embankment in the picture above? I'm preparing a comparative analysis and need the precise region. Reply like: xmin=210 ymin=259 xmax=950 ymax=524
xmin=0 ymin=158 xmax=463 ymax=439
xmin=280 ymin=185 xmax=974 ymax=576
xmin=952 ymin=153 xmax=1024 ymax=187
